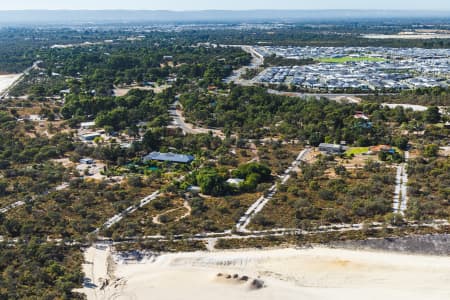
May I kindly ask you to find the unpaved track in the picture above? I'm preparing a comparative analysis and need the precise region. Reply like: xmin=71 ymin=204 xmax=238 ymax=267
xmin=236 ymin=148 xmax=311 ymax=231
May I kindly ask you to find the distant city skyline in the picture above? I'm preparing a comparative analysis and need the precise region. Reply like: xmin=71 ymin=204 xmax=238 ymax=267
xmin=1 ymin=0 xmax=450 ymax=11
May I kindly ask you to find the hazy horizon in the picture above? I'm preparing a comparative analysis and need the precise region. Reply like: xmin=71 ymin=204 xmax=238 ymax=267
xmin=1 ymin=9 xmax=449 ymax=26
xmin=1 ymin=0 xmax=450 ymax=11
xmin=1 ymin=8 xmax=450 ymax=12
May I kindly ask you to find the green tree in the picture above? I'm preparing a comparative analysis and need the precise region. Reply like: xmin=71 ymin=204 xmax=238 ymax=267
xmin=393 ymin=136 xmax=409 ymax=151
xmin=196 ymin=169 xmax=228 ymax=196
xmin=424 ymin=106 xmax=441 ymax=124
xmin=142 ymin=130 xmax=162 ymax=152
xmin=423 ymin=144 xmax=439 ymax=157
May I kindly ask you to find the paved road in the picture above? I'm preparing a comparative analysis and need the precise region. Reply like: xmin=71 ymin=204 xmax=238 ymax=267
xmin=169 ymin=100 xmax=225 ymax=139
xmin=224 ymin=45 xmax=264 ymax=85
xmin=267 ymin=89 xmax=368 ymax=103
xmin=236 ymin=148 xmax=311 ymax=232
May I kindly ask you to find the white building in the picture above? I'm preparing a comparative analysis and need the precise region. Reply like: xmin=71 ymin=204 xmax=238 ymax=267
xmin=226 ymin=178 xmax=245 ymax=186
xmin=80 ymin=121 xmax=96 ymax=130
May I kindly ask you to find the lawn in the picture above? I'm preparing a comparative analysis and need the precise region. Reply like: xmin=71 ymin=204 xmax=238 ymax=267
xmin=345 ymin=147 xmax=403 ymax=157
xmin=345 ymin=147 xmax=370 ymax=156
xmin=317 ymin=56 xmax=385 ymax=63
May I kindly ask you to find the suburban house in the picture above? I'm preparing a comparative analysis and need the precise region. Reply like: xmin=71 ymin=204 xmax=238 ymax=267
xmin=319 ymin=143 xmax=348 ymax=155
xmin=80 ymin=132 xmax=101 ymax=142
xmin=59 ymin=88 xmax=71 ymax=95
xmin=143 ymin=152 xmax=195 ymax=164
xmin=79 ymin=158 xmax=94 ymax=164
xmin=354 ymin=111 xmax=369 ymax=120
xmin=370 ymin=145 xmax=395 ymax=154
xmin=80 ymin=121 xmax=96 ymax=130
xmin=28 ymin=114 xmax=43 ymax=121
xmin=187 ymin=186 xmax=201 ymax=195
xmin=444 ymin=121 xmax=450 ymax=129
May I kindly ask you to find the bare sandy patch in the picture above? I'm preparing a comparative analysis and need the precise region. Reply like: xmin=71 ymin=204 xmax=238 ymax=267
xmin=78 ymin=246 xmax=450 ymax=300
xmin=0 ymin=74 xmax=21 ymax=94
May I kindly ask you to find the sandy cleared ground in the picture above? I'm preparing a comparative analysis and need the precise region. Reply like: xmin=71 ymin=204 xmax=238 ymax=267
xmin=78 ymin=246 xmax=450 ymax=300
xmin=114 ymin=84 xmax=171 ymax=97
xmin=75 ymin=245 xmax=111 ymax=299
xmin=0 ymin=74 xmax=21 ymax=94
xmin=382 ymin=103 xmax=428 ymax=112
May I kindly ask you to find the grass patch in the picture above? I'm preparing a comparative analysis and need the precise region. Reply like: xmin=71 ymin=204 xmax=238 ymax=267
xmin=345 ymin=147 xmax=370 ymax=156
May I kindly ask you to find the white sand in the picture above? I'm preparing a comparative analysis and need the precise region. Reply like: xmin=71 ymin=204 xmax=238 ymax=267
xmin=79 ymin=246 xmax=450 ymax=300
xmin=0 ymin=74 xmax=21 ymax=94
xmin=75 ymin=245 xmax=111 ymax=299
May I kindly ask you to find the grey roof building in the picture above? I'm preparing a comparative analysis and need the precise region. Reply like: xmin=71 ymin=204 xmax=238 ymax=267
xmin=80 ymin=132 xmax=101 ymax=141
xmin=319 ymin=143 xmax=348 ymax=155
xmin=143 ymin=152 xmax=195 ymax=164
xmin=79 ymin=158 xmax=94 ymax=164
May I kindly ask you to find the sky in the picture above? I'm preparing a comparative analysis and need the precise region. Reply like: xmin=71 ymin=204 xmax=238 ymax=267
xmin=1 ymin=0 xmax=450 ymax=11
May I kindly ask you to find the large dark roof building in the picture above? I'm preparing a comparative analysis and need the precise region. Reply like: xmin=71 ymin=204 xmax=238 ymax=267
xmin=143 ymin=152 xmax=195 ymax=164
xmin=318 ymin=143 xmax=348 ymax=155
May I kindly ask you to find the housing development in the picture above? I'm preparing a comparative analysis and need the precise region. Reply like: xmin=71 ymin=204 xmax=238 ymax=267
xmin=254 ymin=46 xmax=450 ymax=90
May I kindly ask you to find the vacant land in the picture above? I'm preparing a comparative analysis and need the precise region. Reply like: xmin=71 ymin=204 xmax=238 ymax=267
xmin=107 ymin=192 xmax=261 ymax=237
xmin=249 ymin=158 xmax=396 ymax=230
xmin=80 ymin=247 xmax=450 ymax=300
xmin=407 ymin=157 xmax=450 ymax=220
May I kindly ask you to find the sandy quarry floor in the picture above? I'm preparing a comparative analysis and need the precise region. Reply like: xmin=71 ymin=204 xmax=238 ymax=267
xmin=0 ymin=74 xmax=21 ymax=94
xmin=77 ymin=246 xmax=450 ymax=300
